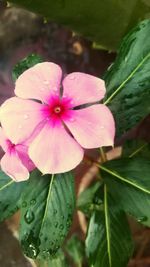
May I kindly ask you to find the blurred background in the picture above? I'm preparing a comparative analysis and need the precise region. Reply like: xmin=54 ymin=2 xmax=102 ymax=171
xmin=0 ymin=1 xmax=150 ymax=266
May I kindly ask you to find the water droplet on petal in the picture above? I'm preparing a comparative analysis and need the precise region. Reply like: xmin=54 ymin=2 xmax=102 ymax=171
xmin=100 ymin=126 xmax=104 ymax=129
xmin=18 ymin=125 xmax=22 ymax=129
xmin=24 ymin=114 xmax=29 ymax=120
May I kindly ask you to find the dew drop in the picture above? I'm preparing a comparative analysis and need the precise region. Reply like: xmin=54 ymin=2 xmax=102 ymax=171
xmin=55 ymin=222 xmax=58 ymax=228
xmin=100 ymin=126 xmax=104 ymax=129
xmin=22 ymin=201 xmax=27 ymax=208
xmin=30 ymin=199 xmax=36 ymax=205
xmin=137 ymin=216 xmax=147 ymax=223
xmin=29 ymin=244 xmax=37 ymax=258
xmin=18 ymin=125 xmax=22 ymax=129
xmin=24 ymin=210 xmax=35 ymax=224
xmin=59 ymin=224 xmax=64 ymax=230
xmin=24 ymin=114 xmax=29 ymax=119
xmin=53 ymin=209 xmax=57 ymax=215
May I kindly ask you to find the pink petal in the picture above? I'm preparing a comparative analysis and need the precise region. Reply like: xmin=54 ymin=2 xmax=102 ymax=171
xmin=29 ymin=123 xmax=84 ymax=174
xmin=1 ymin=151 xmax=29 ymax=182
xmin=63 ymin=72 xmax=106 ymax=106
xmin=64 ymin=104 xmax=115 ymax=149
xmin=15 ymin=144 xmax=35 ymax=172
xmin=0 ymin=127 xmax=8 ymax=152
xmin=15 ymin=62 xmax=62 ymax=103
xmin=0 ymin=97 xmax=44 ymax=144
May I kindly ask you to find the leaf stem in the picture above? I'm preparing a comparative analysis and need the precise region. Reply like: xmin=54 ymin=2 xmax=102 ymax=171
xmin=100 ymin=147 xmax=107 ymax=163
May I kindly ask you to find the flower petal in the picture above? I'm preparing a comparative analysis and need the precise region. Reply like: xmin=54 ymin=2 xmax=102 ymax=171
xmin=16 ymin=144 xmax=35 ymax=172
xmin=63 ymin=72 xmax=106 ymax=106
xmin=1 ymin=151 xmax=29 ymax=182
xmin=0 ymin=97 xmax=44 ymax=143
xmin=64 ymin=104 xmax=115 ymax=148
xmin=15 ymin=62 xmax=62 ymax=103
xmin=0 ymin=127 xmax=8 ymax=152
xmin=29 ymin=123 xmax=84 ymax=174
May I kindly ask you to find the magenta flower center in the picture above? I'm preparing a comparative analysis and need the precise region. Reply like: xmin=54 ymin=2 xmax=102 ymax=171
xmin=43 ymin=95 xmax=74 ymax=125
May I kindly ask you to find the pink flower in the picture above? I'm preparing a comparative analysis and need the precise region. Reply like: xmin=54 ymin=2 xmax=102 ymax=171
xmin=0 ymin=127 xmax=35 ymax=181
xmin=0 ymin=62 xmax=115 ymax=174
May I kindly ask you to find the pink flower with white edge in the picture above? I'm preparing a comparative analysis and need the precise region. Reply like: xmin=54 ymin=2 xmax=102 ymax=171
xmin=0 ymin=127 xmax=35 ymax=181
xmin=0 ymin=62 xmax=115 ymax=174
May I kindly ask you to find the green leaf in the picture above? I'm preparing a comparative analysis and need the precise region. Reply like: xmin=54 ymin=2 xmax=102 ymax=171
xmin=38 ymin=250 xmax=68 ymax=267
xmin=77 ymin=181 xmax=102 ymax=215
xmin=0 ymin=171 xmax=27 ymax=222
xmin=10 ymin=0 xmax=150 ymax=50
xmin=20 ymin=170 xmax=75 ymax=259
xmin=12 ymin=53 xmax=43 ymax=81
xmin=123 ymin=140 xmax=150 ymax=158
xmin=104 ymin=19 xmax=150 ymax=136
xmin=65 ymin=234 xmax=85 ymax=267
xmin=100 ymin=157 xmax=150 ymax=226
xmin=86 ymin=185 xmax=133 ymax=267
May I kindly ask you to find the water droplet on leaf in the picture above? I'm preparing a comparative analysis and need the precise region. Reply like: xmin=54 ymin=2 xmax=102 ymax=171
xmin=30 ymin=199 xmax=36 ymax=205
xmin=137 ymin=216 xmax=147 ymax=223
xmin=22 ymin=201 xmax=27 ymax=208
xmin=24 ymin=210 xmax=35 ymax=224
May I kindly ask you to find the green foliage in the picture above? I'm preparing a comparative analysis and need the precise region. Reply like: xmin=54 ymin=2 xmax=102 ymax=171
xmin=101 ymin=157 xmax=150 ymax=226
xmin=65 ymin=234 xmax=85 ymax=267
xmin=12 ymin=54 xmax=43 ymax=81
xmin=0 ymin=171 xmax=27 ymax=222
xmin=38 ymin=250 xmax=68 ymax=267
xmin=86 ymin=185 xmax=133 ymax=267
xmin=77 ymin=181 xmax=102 ymax=215
xmin=104 ymin=19 xmax=150 ymax=136
xmin=19 ymin=170 xmax=75 ymax=259
xmin=10 ymin=0 xmax=150 ymax=50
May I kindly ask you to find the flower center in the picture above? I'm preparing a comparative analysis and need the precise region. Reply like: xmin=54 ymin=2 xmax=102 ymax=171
xmin=54 ymin=106 xmax=61 ymax=114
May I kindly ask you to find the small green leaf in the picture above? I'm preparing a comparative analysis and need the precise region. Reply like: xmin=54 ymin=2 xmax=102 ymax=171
xmin=0 ymin=171 xmax=27 ymax=222
xmin=65 ymin=234 xmax=85 ymax=267
xmin=12 ymin=53 xmax=43 ymax=81
xmin=86 ymin=185 xmax=133 ymax=267
xmin=104 ymin=19 xmax=150 ymax=136
xmin=20 ymin=170 xmax=75 ymax=259
xmin=10 ymin=0 xmax=150 ymax=50
xmin=101 ymin=157 xmax=150 ymax=226
xmin=77 ymin=181 xmax=102 ymax=215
